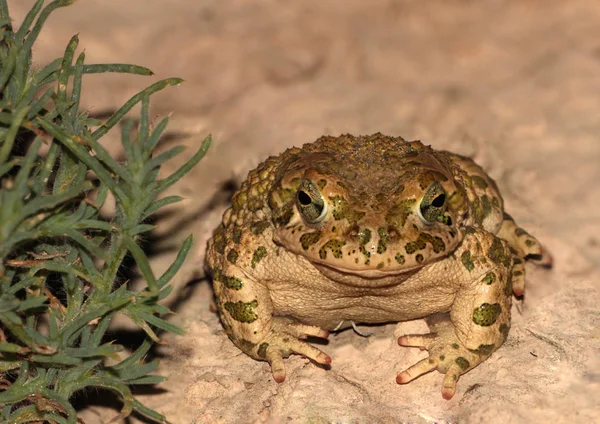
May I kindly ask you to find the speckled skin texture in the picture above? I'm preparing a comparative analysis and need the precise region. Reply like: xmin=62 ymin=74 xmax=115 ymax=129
xmin=206 ymin=133 xmax=549 ymax=399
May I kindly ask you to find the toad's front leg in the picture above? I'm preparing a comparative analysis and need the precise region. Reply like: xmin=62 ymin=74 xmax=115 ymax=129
xmin=397 ymin=229 xmax=513 ymax=399
xmin=212 ymin=265 xmax=331 ymax=383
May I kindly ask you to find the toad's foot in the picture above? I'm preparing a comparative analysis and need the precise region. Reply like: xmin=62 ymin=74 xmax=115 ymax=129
xmin=497 ymin=213 xmax=553 ymax=296
xmin=396 ymin=321 xmax=487 ymax=400
xmin=257 ymin=319 xmax=331 ymax=383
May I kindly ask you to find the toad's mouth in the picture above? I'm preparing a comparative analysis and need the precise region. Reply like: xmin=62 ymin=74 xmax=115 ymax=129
xmin=310 ymin=260 xmax=422 ymax=288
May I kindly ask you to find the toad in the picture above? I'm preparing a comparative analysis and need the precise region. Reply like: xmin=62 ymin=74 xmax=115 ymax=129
xmin=206 ymin=133 xmax=550 ymax=399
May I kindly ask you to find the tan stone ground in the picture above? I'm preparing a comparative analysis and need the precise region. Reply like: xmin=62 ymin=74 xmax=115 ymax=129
xmin=10 ymin=0 xmax=600 ymax=423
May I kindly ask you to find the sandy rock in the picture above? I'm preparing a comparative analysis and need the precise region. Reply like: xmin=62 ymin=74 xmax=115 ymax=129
xmin=8 ymin=0 xmax=600 ymax=422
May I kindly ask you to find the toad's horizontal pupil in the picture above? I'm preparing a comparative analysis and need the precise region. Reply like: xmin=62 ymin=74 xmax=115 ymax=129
xmin=432 ymin=193 xmax=446 ymax=208
xmin=298 ymin=190 xmax=312 ymax=205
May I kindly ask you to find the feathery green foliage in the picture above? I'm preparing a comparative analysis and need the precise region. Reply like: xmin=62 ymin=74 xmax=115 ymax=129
xmin=0 ymin=1 xmax=210 ymax=422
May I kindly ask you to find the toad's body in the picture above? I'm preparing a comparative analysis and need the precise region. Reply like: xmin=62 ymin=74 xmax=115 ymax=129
xmin=206 ymin=133 xmax=549 ymax=399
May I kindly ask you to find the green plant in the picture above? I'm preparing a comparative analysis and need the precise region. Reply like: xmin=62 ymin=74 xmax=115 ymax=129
xmin=0 ymin=1 xmax=210 ymax=422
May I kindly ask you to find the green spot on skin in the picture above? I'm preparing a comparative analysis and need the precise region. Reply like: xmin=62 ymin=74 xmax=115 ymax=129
xmin=319 ymin=239 xmax=346 ymax=259
xmin=385 ymin=199 xmax=416 ymax=228
xmin=405 ymin=242 xmax=418 ymax=255
xmin=273 ymin=183 xmax=299 ymax=205
xmin=212 ymin=268 xmax=243 ymax=290
xmin=251 ymin=246 xmax=267 ymax=268
xmin=405 ymin=233 xmax=446 ymax=255
xmin=317 ymin=179 xmax=327 ymax=190
xmin=439 ymin=355 xmax=445 ymax=361
xmin=395 ymin=253 xmax=405 ymax=264
xmin=377 ymin=262 xmax=384 ymax=269
xmin=488 ymin=238 xmax=511 ymax=266
xmin=482 ymin=271 xmax=496 ymax=285
xmin=377 ymin=227 xmax=389 ymax=254
xmin=257 ymin=342 xmax=269 ymax=359
xmin=232 ymin=228 xmax=242 ymax=244
xmin=238 ymin=339 xmax=256 ymax=352
xmin=515 ymin=228 xmax=528 ymax=237
xmin=481 ymin=195 xmax=492 ymax=218
xmin=448 ymin=190 xmax=465 ymax=210
xmin=415 ymin=254 xmax=424 ymax=263
xmin=491 ymin=197 xmax=500 ymax=208
xmin=213 ymin=233 xmax=226 ymax=254
xmin=232 ymin=192 xmax=247 ymax=212
xmin=470 ymin=343 xmax=495 ymax=356
xmin=273 ymin=204 xmax=294 ymax=226
xmin=330 ymin=196 xmax=365 ymax=225
xmin=226 ymin=249 xmax=239 ymax=264
xmin=358 ymin=228 xmax=372 ymax=246
xmin=451 ymin=343 xmax=459 ymax=349
xmin=472 ymin=198 xmax=484 ymax=225
xmin=437 ymin=214 xmax=453 ymax=226
xmin=250 ymin=220 xmax=270 ymax=235
xmin=473 ymin=303 xmax=502 ymax=326
xmin=300 ymin=231 xmax=322 ymax=250
xmin=224 ymin=300 xmax=258 ymax=323
xmin=525 ymin=239 xmax=535 ymax=247
xmin=471 ymin=175 xmax=489 ymax=189
xmin=461 ymin=250 xmax=475 ymax=272
xmin=455 ymin=357 xmax=470 ymax=370
xmin=431 ymin=236 xmax=445 ymax=253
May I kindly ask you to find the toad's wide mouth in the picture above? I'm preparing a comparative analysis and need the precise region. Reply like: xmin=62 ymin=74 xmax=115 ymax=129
xmin=313 ymin=258 xmax=423 ymax=275
xmin=310 ymin=260 xmax=423 ymax=288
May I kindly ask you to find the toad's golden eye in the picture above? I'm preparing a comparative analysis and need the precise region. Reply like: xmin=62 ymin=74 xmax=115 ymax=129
xmin=418 ymin=181 xmax=447 ymax=224
xmin=296 ymin=179 xmax=327 ymax=223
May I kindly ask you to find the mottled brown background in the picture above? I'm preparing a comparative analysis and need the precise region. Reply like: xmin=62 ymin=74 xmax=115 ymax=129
xmin=10 ymin=1 xmax=600 ymax=423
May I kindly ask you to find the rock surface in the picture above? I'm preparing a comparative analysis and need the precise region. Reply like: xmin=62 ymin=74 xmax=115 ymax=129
xmin=10 ymin=0 xmax=600 ymax=423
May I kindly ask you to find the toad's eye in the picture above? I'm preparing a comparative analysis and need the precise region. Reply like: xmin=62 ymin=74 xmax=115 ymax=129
xmin=296 ymin=179 xmax=327 ymax=223
xmin=418 ymin=181 xmax=447 ymax=224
